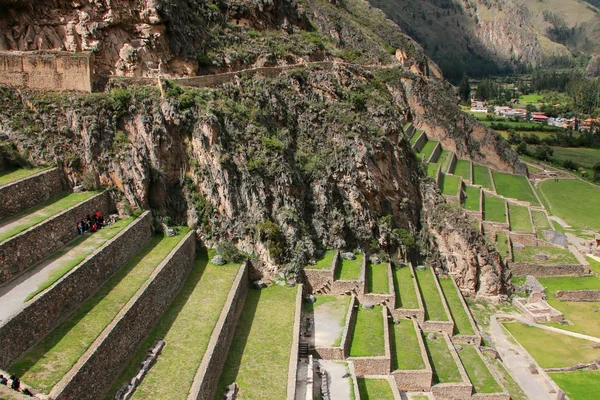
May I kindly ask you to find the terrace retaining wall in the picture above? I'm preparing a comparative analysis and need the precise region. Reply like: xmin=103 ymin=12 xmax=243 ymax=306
xmin=350 ymin=306 xmax=391 ymax=376
xmin=360 ymin=263 xmax=395 ymax=307
xmin=391 ymin=318 xmax=433 ymax=391
xmin=555 ymin=290 xmax=600 ymax=302
xmin=428 ymin=143 xmax=442 ymax=164
xmin=446 ymin=277 xmax=481 ymax=346
xmin=49 ymin=231 xmax=196 ymax=400
xmin=509 ymin=232 xmax=556 ymax=247
xmin=471 ymin=393 xmax=510 ymax=400
xmin=392 ymin=263 xmax=425 ymax=323
xmin=287 ymin=285 xmax=303 ymax=400
xmin=331 ymin=255 xmax=366 ymax=295
xmin=302 ymin=251 xmax=338 ymax=293
xmin=411 ymin=132 xmax=426 ymax=153
xmin=342 ymin=295 xmax=359 ymax=358
xmin=0 ymin=191 xmax=111 ymax=285
xmin=0 ymin=168 xmax=65 ymax=221
xmin=430 ymin=334 xmax=473 ymax=399
xmin=507 ymin=262 xmax=586 ymax=277
xmin=447 ymin=153 xmax=457 ymax=174
xmin=315 ymin=294 xmax=356 ymax=361
xmin=188 ymin=262 xmax=249 ymax=400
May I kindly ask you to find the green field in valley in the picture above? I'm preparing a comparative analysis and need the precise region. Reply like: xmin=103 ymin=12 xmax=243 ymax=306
xmin=495 ymin=232 xmax=511 ymax=260
xmin=531 ymin=210 xmax=551 ymax=231
xmin=0 ymin=167 xmax=51 ymax=187
xmin=457 ymin=345 xmax=503 ymax=393
xmin=336 ymin=253 xmax=363 ymax=280
xmin=512 ymin=245 xmax=578 ymax=264
xmin=418 ymin=140 xmax=438 ymax=162
xmin=438 ymin=278 xmax=474 ymax=335
xmin=367 ymin=262 xmax=390 ymax=294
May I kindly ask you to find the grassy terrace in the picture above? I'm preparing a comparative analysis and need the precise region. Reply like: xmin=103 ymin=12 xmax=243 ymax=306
xmin=463 ymin=185 xmax=480 ymax=211
xmin=414 ymin=267 xmax=448 ymax=321
xmin=440 ymin=173 xmax=460 ymax=196
xmin=492 ymin=172 xmax=539 ymax=206
xmin=483 ymin=195 xmax=506 ymax=223
xmin=473 ymin=165 xmax=493 ymax=190
xmin=587 ymin=256 xmax=600 ymax=274
xmin=307 ymin=295 xmax=352 ymax=347
xmin=427 ymin=162 xmax=439 ymax=178
xmin=550 ymin=370 xmax=600 ymax=400
xmin=512 ymin=245 xmax=578 ymax=264
xmin=438 ymin=150 xmax=452 ymax=172
xmin=423 ymin=334 xmax=462 ymax=384
xmin=391 ymin=319 xmax=425 ymax=370
xmin=495 ymin=232 xmax=511 ymax=260
xmin=417 ymin=140 xmax=438 ymax=162
xmin=508 ymin=204 xmax=533 ymax=232
xmin=537 ymin=179 xmax=600 ymax=232
xmin=453 ymin=159 xmax=471 ymax=180
xmin=0 ymin=191 xmax=98 ymax=243
xmin=306 ymin=249 xmax=336 ymax=269
xmin=503 ymin=322 xmax=600 ymax=368
xmin=532 ymin=210 xmax=551 ymax=231
xmin=217 ymin=285 xmax=297 ymax=399
xmin=111 ymin=249 xmax=240 ymax=400
xmin=410 ymin=131 xmax=424 ymax=146
xmin=538 ymin=276 xmax=600 ymax=338
xmin=26 ymin=217 xmax=135 ymax=301
xmin=0 ymin=167 xmax=50 ymax=187
xmin=438 ymin=278 xmax=474 ymax=335
xmin=392 ymin=266 xmax=419 ymax=309
xmin=336 ymin=253 xmax=363 ymax=280
xmin=349 ymin=306 xmax=385 ymax=357
xmin=10 ymin=231 xmax=189 ymax=393
xmin=357 ymin=378 xmax=394 ymax=400
xmin=367 ymin=262 xmax=390 ymax=294
xmin=457 ymin=345 xmax=503 ymax=393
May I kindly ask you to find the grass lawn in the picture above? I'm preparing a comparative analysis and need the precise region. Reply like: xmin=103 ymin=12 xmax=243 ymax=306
xmin=462 ymin=185 xmax=481 ymax=211
xmin=217 ymin=285 xmax=297 ymax=400
xmin=473 ymin=165 xmax=493 ymax=190
xmin=495 ymin=232 xmax=511 ymax=260
xmin=537 ymin=179 xmax=600 ymax=232
xmin=306 ymin=249 xmax=336 ymax=269
xmin=410 ymin=131 xmax=424 ymax=146
xmin=392 ymin=266 xmax=419 ymax=309
xmin=367 ymin=263 xmax=390 ymax=294
xmin=457 ymin=345 xmax=503 ymax=393
xmin=440 ymin=173 xmax=461 ymax=196
xmin=336 ymin=253 xmax=363 ymax=280
xmin=117 ymin=249 xmax=240 ymax=400
xmin=503 ymin=322 xmax=600 ymax=368
xmin=538 ymin=276 xmax=600 ymax=338
xmin=423 ymin=334 xmax=462 ymax=384
xmin=512 ymin=245 xmax=578 ymax=264
xmin=349 ymin=306 xmax=385 ymax=357
xmin=391 ymin=319 xmax=425 ymax=370
xmin=438 ymin=278 xmax=474 ymax=335
xmin=492 ymin=172 xmax=539 ymax=206
xmin=427 ymin=162 xmax=439 ymax=178
xmin=528 ymin=164 xmax=543 ymax=173
xmin=586 ymin=255 xmax=600 ymax=274
xmin=508 ymin=204 xmax=533 ymax=232
xmin=439 ymin=150 xmax=452 ymax=173
xmin=26 ymin=217 xmax=135 ymax=301
xmin=357 ymin=378 xmax=394 ymax=400
xmin=0 ymin=167 xmax=50 ymax=187
xmin=0 ymin=191 xmax=98 ymax=243
xmin=415 ymin=267 xmax=448 ymax=321
xmin=10 ymin=231 xmax=189 ymax=393
xmin=519 ymin=93 xmax=543 ymax=104
xmin=549 ymin=370 xmax=600 ymax=400
xmin=307 ymin=295 xmax=352 ymax=347
xmin=453 ymin=160 xmax=471 ymax=180
xmin=417 ymin=140 xmax=438 ymax=162
xmin=483 ymin=195 xmax=506 ymax=223
xmin=531 ymin=210 xmax=551 ymax=231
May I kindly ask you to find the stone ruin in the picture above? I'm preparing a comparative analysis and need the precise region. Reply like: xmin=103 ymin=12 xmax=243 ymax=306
xmin=115 ymin=340 xmax=165 ymax=400
xmin=513 ymin=276 xmax=564 ymax=323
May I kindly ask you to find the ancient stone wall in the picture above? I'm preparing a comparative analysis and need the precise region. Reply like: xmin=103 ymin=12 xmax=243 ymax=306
xmin=350 ymin=306 xmax=391 ymax=376
xmin=471 ymin=392 xmax=510 ymax=400
xmin=0 ymin=167 xmax=65 ymax=221
xmin=430 ymin=335 xmax=473 ymax=399
xmin=302 ymin=251 xmax=337 ymax=293
xmin=556 ymin=290 xmax=600 ymax=302
xmin=446 ymin=277 xmax=481 ymax=346
xmin=342 ymin=295 xmax=358 ymax=358
xmin=0 ymin=51 xmax=93 ymax=92
xmin=422 ymin=320 xmax=454 ymax=334
xmin=189 ymin=262 xmax=249 ymax=400
xmin=0 ymin=191 xmax=110 ymax=286
xmin=0 ymin=211 xmax=153 ymax=368
xmin=411 ymin=131 xmax=427 ymax=153
xmin=391 ymin=263 xmax=425 ymax=323
xmin=447 ymin=152 xmax=457 ymax=174
xmin=360 ymin=263 xmax=394 ymax=306
xmin=287 ymin=285 xmax=303 ymax=400
xmin=315 ymin=293 xmax=355 ymax=361
xmin=509 ymin=232 xmax=557 ymax=248
xmin=49 ymin=231 xmax=196 ymax=400
xmin=405 ymin=124 xmax=415 ymax=138
xmin=428 ymin=143 xmax=442 ymax=164
xmin=331 ymin=255 xmax=365 ymax=295
xmin=508 ymin=262 xmax=586 ymax=277
xmin=391 ymin=318 xmax=433 ymax=392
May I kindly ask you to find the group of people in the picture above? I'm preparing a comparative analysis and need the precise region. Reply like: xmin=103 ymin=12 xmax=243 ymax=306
xmin=77 ymin=210 xmax=116 ymax=235
xmin=0 ymin=374 xmax=33 ymax=397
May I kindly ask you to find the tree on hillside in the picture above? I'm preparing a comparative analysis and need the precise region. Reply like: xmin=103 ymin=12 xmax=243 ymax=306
xmin=459 ymin=73 xmax=471 ymax=103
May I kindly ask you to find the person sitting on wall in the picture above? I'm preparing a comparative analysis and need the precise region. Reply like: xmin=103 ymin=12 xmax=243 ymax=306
xmin=10 ymin=375 xmax=20 ymax=391
xmin=22 ymin=388 xmax=34 ymax=396
xmin=89 ymin=222 xmax=98 ymax=233
xmin=0 ymin=374 xmax=7 ymax=385
xmin=108 ymin=214 xmax=119 ymax=226
xmin=77 ymin=222 xmax=84 ymax=235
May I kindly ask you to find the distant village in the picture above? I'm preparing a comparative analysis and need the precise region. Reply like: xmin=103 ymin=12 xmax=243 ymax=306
xmin=470 ymin=100 xmax=600 ymax=131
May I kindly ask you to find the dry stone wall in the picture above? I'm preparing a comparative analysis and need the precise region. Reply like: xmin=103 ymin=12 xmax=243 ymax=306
xmin=508 ymin=262 xmax=586 ymax=277
xmin=349 ymin=306 xmax=391 ymax=376
xmin=287 ymin=285 xmax=303 ymax=400
xmin=391 ymin=318 xmax=433 ymax=392
xmin=0 ymin=191 xmax=110 ymax=286
xmin=49 ymin=231 xmax=196 ymax=400
xmin=555 ymin=290 xmax=600 ymax=302
xmin=315 ymin=294 xmax=355 ymax=361
xmin=0 ymin=211 xmax=153 ymax=368
xmin=0 ymin=168 xmax=64 ymax=221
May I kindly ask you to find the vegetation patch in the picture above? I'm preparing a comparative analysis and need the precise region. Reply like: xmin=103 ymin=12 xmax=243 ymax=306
xmin=481 ymin=351 xmax=528 ymax=400
xmin=495 ymin=232 xmax=511 ymax=260
xmin=457 ymin=345 xmax=503 ymax=393
xmin=512 ymin=246 xmax=578 ymax=264
xmin=357 ymin=378 xmax=394 ymax=400
xmin=473 ymin=165 xmax=493 ymax=189
xmin=415 ymin=267 xmax=448 ymax=321
xmin=492 ymin=172 xmax=539 ymax=206
xmin=438 ymin=278 xmax=474 ymax=335
xmin=392 ymin=265 xmax=419 ymax=309
xmin=462 ymin=185 xmax=480 ymax=211
xmin=440 ymin=173 xmax=461 ymax=196
xmin=453 ymin=160 xmax=471 ymax=180
xmin=0 ymin=167 xmax=50 ymax=187
xmin=509 ymin=204 xmax=533 ymax=232
xmin=391 ymin=319 xmax=425 ymax=370
xmin=537 ymin=179 xmax=600 ymax=231
xmin=306 ymin=249 xmax=336 ymax=269
xmin=483 ymin=195 xmax=506 ymax=223
xmin=423 ymin=334 xmax=462 ymax=384
xmin=532 ymin=210 xmax=551 ymax=231
xmin=427 ymin=162 xmax=439 ymax=178
xmin=349 ymin=306 xmax=385 ymax=357
xmin=336 ymin=253 xmax=363 ymax=280
xmin=367 ymin=262 xmax=390 ymax=294
xmin=549 ymin=370 xmax=600 ymax=400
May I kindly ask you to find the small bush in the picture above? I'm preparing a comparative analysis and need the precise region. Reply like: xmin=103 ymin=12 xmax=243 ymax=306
xmin=216 ymin=241 xmax=246 ymax=263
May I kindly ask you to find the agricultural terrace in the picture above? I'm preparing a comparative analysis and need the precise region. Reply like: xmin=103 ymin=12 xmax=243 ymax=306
xmin=367 ymin=262 xmax=390 ymax=294
xmin=531 ymin=210 xmax=551 ymax=231
xmin=452 ymin=159 xmax=471 ymax=180
xmin=427 ymin=162 xmax=438 ymax=178
xmin=10 ymin=231 xmax=189 ymax=393
xmin=462 ymin=185 xmax=480 ymax=211
xmin=0 ymin=167 xmax=50 ymax=187
xmin=472 ymin=165 xmax=493 ymax=189
xmin=538 ymin=276 xmax=600 ymax=338
xmin=357 ymin=378 xmax=394 ymax=400
xmin=392 ymin=265 xmax=419 ymax=309
xmin=587 ymin=256 xmax=600 ymax=274
xmin=480 ymin=351 xmax=528 ymax=400
xmin=349 ymin=306 xmax=385 ymax=357
xmin=410 ymin=131 xmax=424 ymax=146
xmin=113 ymin=249 xmax=240 ymax=400
xmin=423 ymin=334 xmax=462 ymax=384
xmin=0 ymin=191 xmax=98 ymax=243
xmin=217 ymin=285 xmax=297 ymax=400
xmin=495 ymin=232 xmax=510 ymax=260
xmin=503 ymin=322 xmax=600 ymax=368
xmin=544 ymin=147 xmax=600 ymax=178
xmin=492 ymin=172 xmax=539 ymax=206
xmin=391 ymin=319 xmax=426 ymax=370
xmin=549 ymin=370 xmax=600 ymax=400
xmin=457 ymin=345 xmax=503 ymax=393
xmin=508 ymin=204 xmax=533 ymax=232
xmin=537 ymin=179 xmax=600 ymax=232
xmin=336 ymin=252 xmax=363 ymax=280
xmin=440 ymin=173 xmax=461 ymax=196
xmin=438 ymin=278 xmax=474 ymax=335
xmin=414 ymin=267 xmax=448 ymax=321
xmin=438 ymin=150 xmax=453 ymax=172
xmin=307 ymin=295 xmax=351 ymax=347
xmin=306 ymin=249 xmax=336 ymax=269
xmin=512 ymin=246 xmax=578 ymax=264
xmin=483 ymin=195 xmax=506 ymax=223
xmin=417 ymin=140 xmax=438 ymax=162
